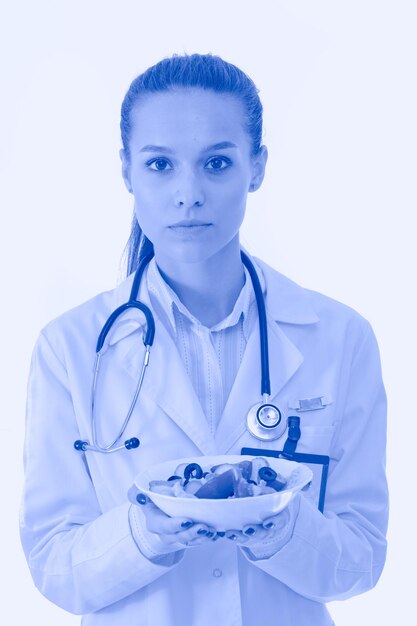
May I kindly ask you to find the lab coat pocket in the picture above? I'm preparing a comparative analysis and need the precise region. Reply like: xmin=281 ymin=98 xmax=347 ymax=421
xmin=297 ymin=425 xmax=336 ymax=456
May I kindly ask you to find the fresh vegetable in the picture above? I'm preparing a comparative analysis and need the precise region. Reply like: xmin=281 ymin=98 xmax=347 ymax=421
xmin=149 ymin=457 xmax=288 ymax=500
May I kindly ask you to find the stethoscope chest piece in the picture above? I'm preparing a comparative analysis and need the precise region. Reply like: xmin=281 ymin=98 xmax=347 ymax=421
xmin=247 ymin=401 xmax=287 ymax=441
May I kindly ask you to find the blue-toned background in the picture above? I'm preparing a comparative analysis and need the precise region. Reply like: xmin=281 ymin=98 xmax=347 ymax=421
xmin=1 ymin=0 xmax=415 ymax=623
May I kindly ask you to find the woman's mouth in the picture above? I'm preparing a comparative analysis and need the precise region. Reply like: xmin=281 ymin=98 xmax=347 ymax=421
xmin=168 ymin=221 xmax=212 ymax=236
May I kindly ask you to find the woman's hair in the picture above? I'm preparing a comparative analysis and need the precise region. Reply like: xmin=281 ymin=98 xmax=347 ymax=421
xmin=121 ymin=52 xmax=264 ymax=275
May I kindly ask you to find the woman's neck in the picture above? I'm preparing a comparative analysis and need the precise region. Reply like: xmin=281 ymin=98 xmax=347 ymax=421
xmin=154 ymin=238 xmax=245 ymax=328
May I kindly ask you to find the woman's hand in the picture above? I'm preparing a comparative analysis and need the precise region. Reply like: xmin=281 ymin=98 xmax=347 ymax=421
xmin=222 ymin=506 xmax=291 ymax=545
xmin=131 ymin=489 xmax=297 ymax=560
xmin=135 ymin=494 xmax=218 ymax=550
xmin=222 ymin=498 xmax=300 ymax=560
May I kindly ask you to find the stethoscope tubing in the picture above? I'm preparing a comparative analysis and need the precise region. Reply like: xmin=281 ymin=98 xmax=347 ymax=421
xmin=240 ymin=250 xmax=271 ymax=397
xmin=86 ymin=252 xmax=155 ymax=452
xmin=76 ymin=249 xmax=277 ymax=453
xmin=90 ymin=346 xmax=150 ymax=451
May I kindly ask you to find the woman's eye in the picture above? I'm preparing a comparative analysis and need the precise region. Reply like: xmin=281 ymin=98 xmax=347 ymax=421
xmin=205 ymin=157 xmax=231 ymax=171
xmin=147 ymin=158 xmax=172 ymax=171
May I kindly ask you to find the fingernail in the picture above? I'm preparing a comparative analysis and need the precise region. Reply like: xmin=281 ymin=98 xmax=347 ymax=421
xmin=264 ymin=522 xmax=275 ymax=529
xmin=228 ymin=534 xmax=237 ymax=541
xmin=244 ymin=527 xmax=255 ymax=536
xmin=206 ymin=531 xmax=214 ymax=538
xmin=181 ymin=521 xmax=194 ymax=529
xmin=197 ymin=528 xmax=208 ymax=535
xmin=216 ymin=531 xmax=226 ymax=537
xmin=136 ymin=494 xmax=147 ymax=505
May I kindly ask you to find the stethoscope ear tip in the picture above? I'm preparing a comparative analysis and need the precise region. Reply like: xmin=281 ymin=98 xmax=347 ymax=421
xmin=74 ymin=440 xmax=88 ymax=452
xmin=125 ymin=437 xmax=140 ymax=450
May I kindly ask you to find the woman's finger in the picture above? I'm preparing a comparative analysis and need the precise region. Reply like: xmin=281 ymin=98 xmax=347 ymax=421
xmin=136 ymin=494 xmax=231 ymax=545
xmin=239 ymin=526 xmax=271 ymax=545
xmin=241 ymin=524 xmax=258 ymax=538
xmin=262 ymin=507 xmax=290 ymax=531
xmin=174 ymin=524 xmax=215 ymax=544
xmin=142 ymin=503 xmax=217 ymax=543
xmin=134 ymin=492 xmax=149 ymax=505
xmin=182 ymin=527 xmax=218 ymax=547
xmin=222 ymin=525 xmax=273 ymax=545
xmin=139 ymin=500 xmax=196 ymax=535
xmin=224 ymin=529 xmax=244 ymax=542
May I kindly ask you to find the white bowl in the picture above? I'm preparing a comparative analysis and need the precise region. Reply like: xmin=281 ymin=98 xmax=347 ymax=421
xmin=132 ymin=454 xmax=312 ymax=530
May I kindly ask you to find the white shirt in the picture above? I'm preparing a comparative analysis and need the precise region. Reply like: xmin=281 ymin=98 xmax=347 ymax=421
xmin=146 ymin=258 xmax=260 ymax=434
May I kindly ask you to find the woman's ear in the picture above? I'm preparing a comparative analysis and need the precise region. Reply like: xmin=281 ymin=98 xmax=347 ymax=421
xmin=249 ymin=145 xmax=268 ymax=192
xmin=120 ymin=149 xmax=133 ymax=193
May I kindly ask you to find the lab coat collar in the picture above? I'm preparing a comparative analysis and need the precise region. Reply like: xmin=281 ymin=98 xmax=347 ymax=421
xmin=252 ymin=257 xmax=320 ymax=325
xmin=108 ymin=252 xmax=320 ymax=346
xmin=147 ymin=257 xmax=258 ymax=341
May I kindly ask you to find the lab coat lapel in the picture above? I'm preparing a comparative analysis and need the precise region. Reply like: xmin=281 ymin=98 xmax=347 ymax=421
xmin=215 ymin=313 xmax=304 ymax=454
xmin=140 ymin=320 xmax=218 ymax=455
xmin=214 ymin=255 xmax=320 ymax=454
xmin=110 ymin=256 xmax=318 ymax=457
xmin=113 ymin=287 xmax=218 ymax=456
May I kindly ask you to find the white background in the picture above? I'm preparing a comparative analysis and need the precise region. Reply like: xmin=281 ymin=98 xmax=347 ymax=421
xmin=1 ymin=0 xmax=415 ymax=623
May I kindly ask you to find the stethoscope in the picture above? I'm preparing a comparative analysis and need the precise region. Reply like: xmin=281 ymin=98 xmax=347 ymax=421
xmin=74 ymin=250 xmax=287 ymax=454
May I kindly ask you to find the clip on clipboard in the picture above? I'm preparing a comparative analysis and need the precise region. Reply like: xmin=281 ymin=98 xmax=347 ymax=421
xmin=241 ymin=416 xmax=330 ymax=513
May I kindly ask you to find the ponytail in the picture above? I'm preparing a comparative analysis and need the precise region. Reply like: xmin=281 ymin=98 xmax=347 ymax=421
xmin=124 ymin=215 xmax=154 ymax=276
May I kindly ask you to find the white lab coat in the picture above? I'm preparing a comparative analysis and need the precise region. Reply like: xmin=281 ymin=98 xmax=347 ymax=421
xmin=20 ymin=255 xmax=388 ymax=625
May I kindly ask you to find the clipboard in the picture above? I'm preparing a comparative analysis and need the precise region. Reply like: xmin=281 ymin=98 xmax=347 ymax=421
xmin=241 ymin=447 xmax=330 ymax=513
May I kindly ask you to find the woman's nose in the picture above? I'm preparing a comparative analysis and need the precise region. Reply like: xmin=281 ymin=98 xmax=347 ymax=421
xmin=175 ymin=197 xmax=204 ymax=209
xmin=173 ymin=173 xmax=205 ymax=209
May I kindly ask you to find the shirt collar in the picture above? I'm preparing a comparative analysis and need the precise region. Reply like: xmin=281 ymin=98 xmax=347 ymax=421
xmin=146 ymin=256 xmax=262 ymax=339
xmin=110 ymin=250 xmax=320 ymax=347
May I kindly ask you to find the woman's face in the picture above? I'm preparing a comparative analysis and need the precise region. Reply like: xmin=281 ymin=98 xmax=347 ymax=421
xmin=121 ymin=88 xmax=267 ymax=264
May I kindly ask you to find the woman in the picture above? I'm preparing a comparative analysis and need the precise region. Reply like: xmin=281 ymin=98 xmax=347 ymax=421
xmin=20 ymin=53 xmax=388 ymax=625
